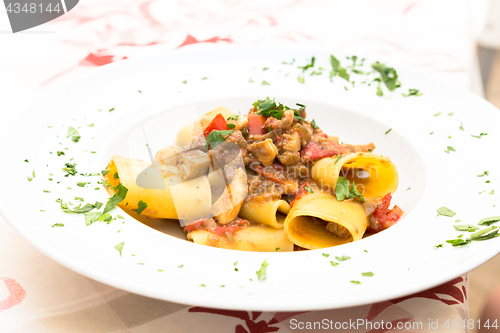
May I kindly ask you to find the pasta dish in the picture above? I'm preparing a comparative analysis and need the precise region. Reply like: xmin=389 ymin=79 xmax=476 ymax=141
xmin=103 ymin=99 xmax=403 ymax=251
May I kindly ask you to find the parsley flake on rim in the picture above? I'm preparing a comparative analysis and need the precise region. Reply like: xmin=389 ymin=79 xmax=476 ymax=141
xmin=261 ymin=80 xmax=270 ymax=86
xmin=115 ymin=242 xmax=124 ymax=256
xmin=51 ymin=223 xmax=64 ymax=227
xmin=402 ymin=89 xmax=423 ymax=97
xmin=330 ymin=261 xmax=339 ymax=266
xmin=371 ymin=62 xmax=400 ymax=93
xmin=297 ymin=56 xmax=315 ymax=72
xmin=335 ymin=255 xmax=350 ymax=261
xmin=361 ymin=272 xmax=374 ymax=277
xmin=350 ymin=280 xmax=361 ymax=284
xmin=437 ymin=206 xmax=456 ymax=217
xmin=471 ymin=133 xmax=488 ymax=139
xmin=63 ymin=163 xmax=78 ymax=177
xmin=479 ymin=216 xmax=500 ymax=226
xmin=256 ymin=259 xmax=269 ymax=281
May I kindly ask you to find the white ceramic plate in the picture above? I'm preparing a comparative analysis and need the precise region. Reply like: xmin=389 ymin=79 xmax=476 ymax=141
xmin=1 ymin=46 xmax=499 ymax=311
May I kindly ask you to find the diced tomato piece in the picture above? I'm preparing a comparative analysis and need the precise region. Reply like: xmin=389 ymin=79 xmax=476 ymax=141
xmin=203 ymin=113 xmax=229 ymax=137
xmin=300 ymin=140 xmax=343 ymax=162
xmin=368 ymin=193 xmax=404 ymax=233
xmin=255 ymin=165 xmax=284 ymax=184
xmin=248 ymin=114 xmax=266 ymax=135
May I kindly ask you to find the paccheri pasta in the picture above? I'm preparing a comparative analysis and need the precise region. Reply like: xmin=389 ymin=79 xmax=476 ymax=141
xmin=103 ymin=98 xmax=403 ymax=251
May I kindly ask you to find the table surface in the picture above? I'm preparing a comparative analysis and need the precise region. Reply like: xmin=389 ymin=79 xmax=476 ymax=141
xmin=0 ymin=0 xmax=487 ymax=332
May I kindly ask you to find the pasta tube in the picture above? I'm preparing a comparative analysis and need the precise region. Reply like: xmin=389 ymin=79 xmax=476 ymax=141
xmin=311 ymin=153 xmax=399 ymax=199
xmin=104 ymin=155 xmax=212 ymax=220
xmin=188 ymin=224 xmax=294 ymax=251
xmin=239 ymin=198 xmax=290 ymax=229
xmin=284 ymin=191 xmax=368 ymax=249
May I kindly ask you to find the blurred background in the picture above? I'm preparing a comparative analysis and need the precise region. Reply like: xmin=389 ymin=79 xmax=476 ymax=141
xmin=0 ymin=0 xmax=499 ymax=330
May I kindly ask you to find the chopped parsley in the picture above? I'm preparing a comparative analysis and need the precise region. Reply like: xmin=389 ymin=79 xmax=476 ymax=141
xmin=371 ymin=62 xmax=400 ymax=92
xmin=115 ymin=242 xmax=124 ymax=256
xmin=261 ymin=81 xmax=270 ymax=86
xmin=51 ymin=223 xmax=64 ymax=227
xmin=84 ymin=212 xmax=101 ymax=226
xmin=434 ymin=112 xmax=441 ymax=117
xmin=57 ymin=151 xmax=65 ymax=156
xmin=67 ymin=126 xmax=79 ymax=139
xmin=227 ymin=115 xmax=239 ymax=121
xmin=248 ymin=77 xmax=254 ymax=83
xmin=434 ymin=244 xmax=443 ymax=248
xmin=330 ymin=261 xmax=339 ymax=266
xmin=329 ymin=55 xmax=349 ymax=82
xmin=205 ymin=130 xmax=234 ymax=149
xmin=62 ymin=163 xmax=77 ymax=177
xmin=402 ymin=89 xmax=423 ymax=97
xmin=77 ymin=182 xmax=90 ymax=187
xmin=335 ymin=177 xmax=365 ymax=203
xmin=297 ymin=75 xmax=305 ymax=84
xmin=459 ymin=123 xmax=464 ymax=131
xmin=311 ymin=119 xmax=319 ymax=129
xmin=102 ymin=169 xmax=110 ymax=176
xmin=478 ymin=171 xmax=490 ymax=177
xmin=470 ymin=226 xmax=499 ymax=241
xmin=113 ymin=172 xmax=119 ymax=180
xmin=454 ymin=224 xmax=480 ymax=232
xmin=134 ymin=200 xmax=147 ymax=216
xmin=297 ymin=56 xmax=315 ymax=72
xmin=322 ymin=253 xmax=330 ymax=257
xmin=227 ymin=124 xmax=235 ymax=129
xmin=444 ymin=146 xmax=456 ymax=153
xmin=103 ymin=183 xmax=129 ymax=214
xmin=109 ymin=108 xmax=115 ymax=112
xmin=27 ymin=170 xmax=35 ymax=182
xmin=479 ymin=216 xmax=500 ymax=226
xmin=335 ymin=255 xmax=350 ymax=261
xmin=437 ymin=206 xmax=456 ymax=217
xmin=385 ymin=128 xmax=392 ymax=135
xmin=24 ymin=159 xmax=29 ymax=163
xmin=350 ymin=280 xmax=361 ymax=284
xmin=361 ymin=272 xmax=374 ymax=277
xmin=256 ymin=259 xmax=268 ymax=281
xmin=304 ymin=186 xmax=313 ymax=193
xmin=334 ymin=155 xmax=343 ymax=164
xmin=471 ymin=133 xmax=488 ymax=139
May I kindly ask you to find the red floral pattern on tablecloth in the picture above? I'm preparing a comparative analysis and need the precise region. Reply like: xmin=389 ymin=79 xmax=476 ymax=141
xmin=0 ymin=278 xmax=26 ymax=313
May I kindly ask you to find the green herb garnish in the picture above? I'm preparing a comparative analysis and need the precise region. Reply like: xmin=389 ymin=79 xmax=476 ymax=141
xmin=437 ymin=206 xmax=455 ymax=217
xmin=402 ymin=89 xmax=422 ymax=97
xmin=134 ymin=200 xmax=147 ymax=216
xmin=103 ymin=183 xmax=129 ymax=214
xmin=256 ymin=259 xmax=269 ymax=281
xmin=205 ymin=130 xmax=234 ymax=149
xmin=115 ymin=242 xmax=124 ymax=256
xmin=479 ymin=216 xmax=500 ymax=226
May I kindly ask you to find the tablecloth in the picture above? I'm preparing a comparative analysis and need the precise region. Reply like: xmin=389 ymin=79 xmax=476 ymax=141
xmin=0 ymin=0 xmax=486 ymax=332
